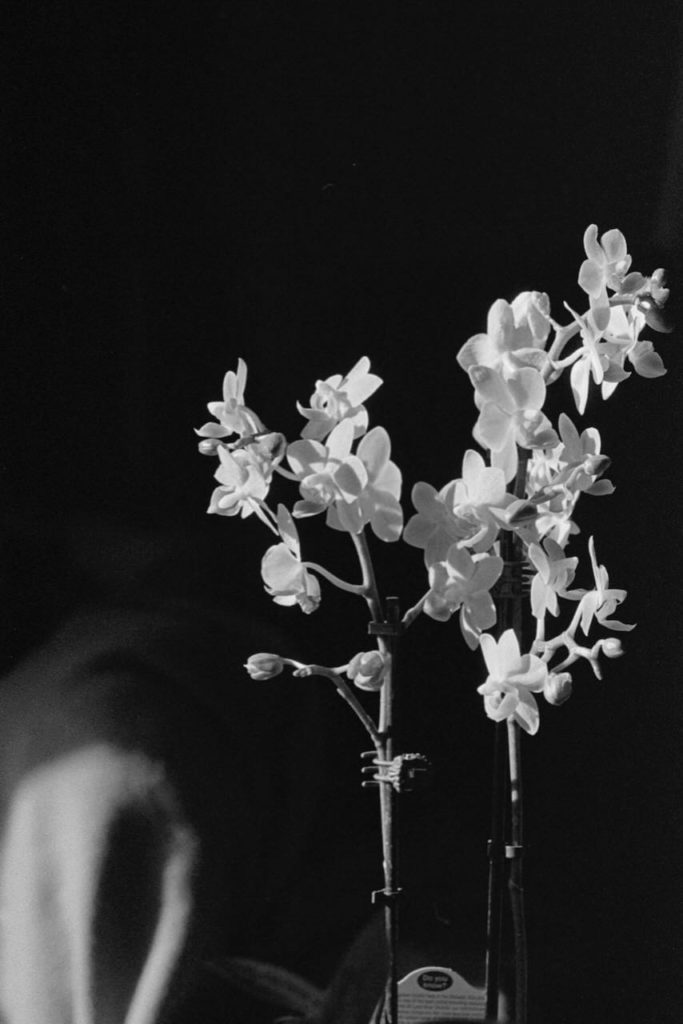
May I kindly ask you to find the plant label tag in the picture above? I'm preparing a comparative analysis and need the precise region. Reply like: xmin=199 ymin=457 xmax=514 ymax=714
xmin=397 ymin=965 xmax=486 ymax=1022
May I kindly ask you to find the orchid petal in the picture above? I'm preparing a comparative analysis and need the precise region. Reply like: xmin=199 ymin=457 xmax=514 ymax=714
xmin=598 ymin=616 xmax=636 ymax=631
xmin=497 ymin=629 xmax=522 ymax=675
xmin=570 ymin=358 xmax=591 ymax=415
xmin=469 ymin=366 xmax=514 ymax=411
xmin=507 ymin=368 xmax=546 ymax=412
xmin=583 ymin=224 xmax=603 ymax=263
xmin=195 ymin=421 xmax=231 ymax=438
xmin=487 ymin=299 xmax=515 ymax=349
xmin=287 ymin=439 xmax=326 ymax=477
xmin=479 ymin=632 xmax=501 ymax=678
xmin=367 ymin=493 xmax=404 ymax=542
xmin=475 ymin=403 xmax=512 ymax=452
xmin=276 ymin=505 xmax=300 ymax=554
xmin=585 ymin=479 xmax=615 ymax=496
xmin=327 ymin=419 xmax=355 ymax=459
xmin=589 ymin=300 xmax=611 ymax=333
xmin=445 ymin=544 xmax=475 ymax=580
xmin=491 ymin=434 xmax=518 ymax=483
xmin=345 ymin=371 xmax=383 ymax=406
xmin=600 ymin=228 xmax=627 ymax=263
xmin=460 ymin=594 xmax=496 ymax=649
xmin=513 ymin=690 xmax=540 ymax=735
xmin=461 ymin=449 xmax=486 ymax=486
xmin=629 ymin=342 xmax=667 ymax=379
xmin=471 ymin=554 xmax=504 ymax=594
xmin=334 ymin=457 xmax=367 ymax=500
xmin=457 ymin=333 xmax=498 ymax=372
xmin=375 ymin=459 xmax=402 ymax=499
xmin=358 ymin=427 xmax=390 ymax=478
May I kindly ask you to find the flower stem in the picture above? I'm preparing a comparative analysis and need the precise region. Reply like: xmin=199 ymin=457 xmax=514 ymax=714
xmin=351 ymin=529 xmax=385 ymax=628
xmin=485 ymin=718 xmax=507 ymax=1022
xmin=302 ymin=561 xmax=366 ymax=596
xmin=507 ymin=718 xmax=527 ymax=1024
xmin=401 ymin=592 xmax=428 ymax=629
xmin=373 ymin=596 xmax=401 ymax=1024
xmin=273 ymin=463 xmax=301 ymax=482
xmin=289 ymin=662 xmax=381 ymax=743
xmin=346 ymin=531 xmax=401 ymax=1023
xmin=252 ymin=498 xmax=281 ymax=536
xmin=507 ymin=453 xmax=529 ymax=1024
xmin=543 ymin=319 xmax=581 ymax=383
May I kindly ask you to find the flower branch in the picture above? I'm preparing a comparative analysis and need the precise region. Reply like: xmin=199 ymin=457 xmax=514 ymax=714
xmin=290 ymin=662 xmax=382 ymax=744
xmin=301 ymin=562 xmax=366 ymax=597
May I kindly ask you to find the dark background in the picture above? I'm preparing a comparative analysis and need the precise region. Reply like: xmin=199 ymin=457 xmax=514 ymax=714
xmin=4 ymin=3 xmax=683 ymax=1021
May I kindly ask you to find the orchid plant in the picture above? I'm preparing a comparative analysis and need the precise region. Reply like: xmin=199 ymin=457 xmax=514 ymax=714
xmin=196 ymin=225 xmax=672 ymax=1023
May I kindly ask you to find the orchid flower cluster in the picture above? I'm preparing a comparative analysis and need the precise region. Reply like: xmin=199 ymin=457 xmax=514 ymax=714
xmin=196 ymin=225 xmax=672 ymax=736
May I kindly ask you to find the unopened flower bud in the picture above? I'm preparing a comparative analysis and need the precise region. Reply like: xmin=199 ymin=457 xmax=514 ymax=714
xmin=198 ymin=437 xmax=223 ymax=456
xmin=543 ymin=671 xmax=573 ymax=706
xmin=245 ymin=652 xmax=285 ymax=681
xmin=346 ymin=650 xmax=388 ymax=692
xmin=600 ymin=637 xmax=624 ymax=659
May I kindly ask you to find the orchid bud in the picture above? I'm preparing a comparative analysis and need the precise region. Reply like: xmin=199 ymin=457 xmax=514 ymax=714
xmin=198 ymin=437 xmax=223 ymax=456
xmin=600 ymin=637 xmax=624 ymax=659
xmin=543 ymin=672 xmax=573 ymax=706
xmin=346 ymin=650 xmax=388 ymax=691
xmin=245 ymin=653 xmax=285 ymax=680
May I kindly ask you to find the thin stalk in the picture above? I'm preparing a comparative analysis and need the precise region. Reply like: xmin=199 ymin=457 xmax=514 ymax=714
xmin=289 ymin=662 xmax=381 ymax=743
xmin=251 ymin=498 xmax=281 ymax=535
xmin=377 ymin=601 xmax=401 ymax=1024
xmin=506 ymin=452 xmax=529 ymax=1024
xmin=543 ymin=319 xmax=581 ymax=383
xmin=484 ymin=719 xmax=507 ymax=1022
xmin=507 ymin=719 xmax=527 ymax=1024
xmin=351 ymin=529 xmax=385 ymax=630
xmin=401 ymin=591 xmax=428 ymax=629
xmin=302 ymin=561 xmax=365 ymax=596
xmin=349 ymin=530 xmax=400 ymax=1024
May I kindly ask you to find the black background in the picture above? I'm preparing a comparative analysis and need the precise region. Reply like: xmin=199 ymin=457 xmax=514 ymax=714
xmin=4 ymin=3 xmax=683 ymax=1021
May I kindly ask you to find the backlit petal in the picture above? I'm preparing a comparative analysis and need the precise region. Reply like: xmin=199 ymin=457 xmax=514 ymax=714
xmin=578 ymin=259 xmax=604 ymax=297
xmin=476 ymin=404 xmax=512 ymax=452
xmin=469 ymin=366 xmax=514 ymax=411
xmin=358 ymin=426 xmax=390 ymax=478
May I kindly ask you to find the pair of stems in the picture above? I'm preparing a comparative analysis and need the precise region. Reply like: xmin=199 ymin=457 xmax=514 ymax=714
xmin=307 ymin=499 xmax=528 ymax=1024
xmin=346 ymin=529 xmax=526 ymax=1024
